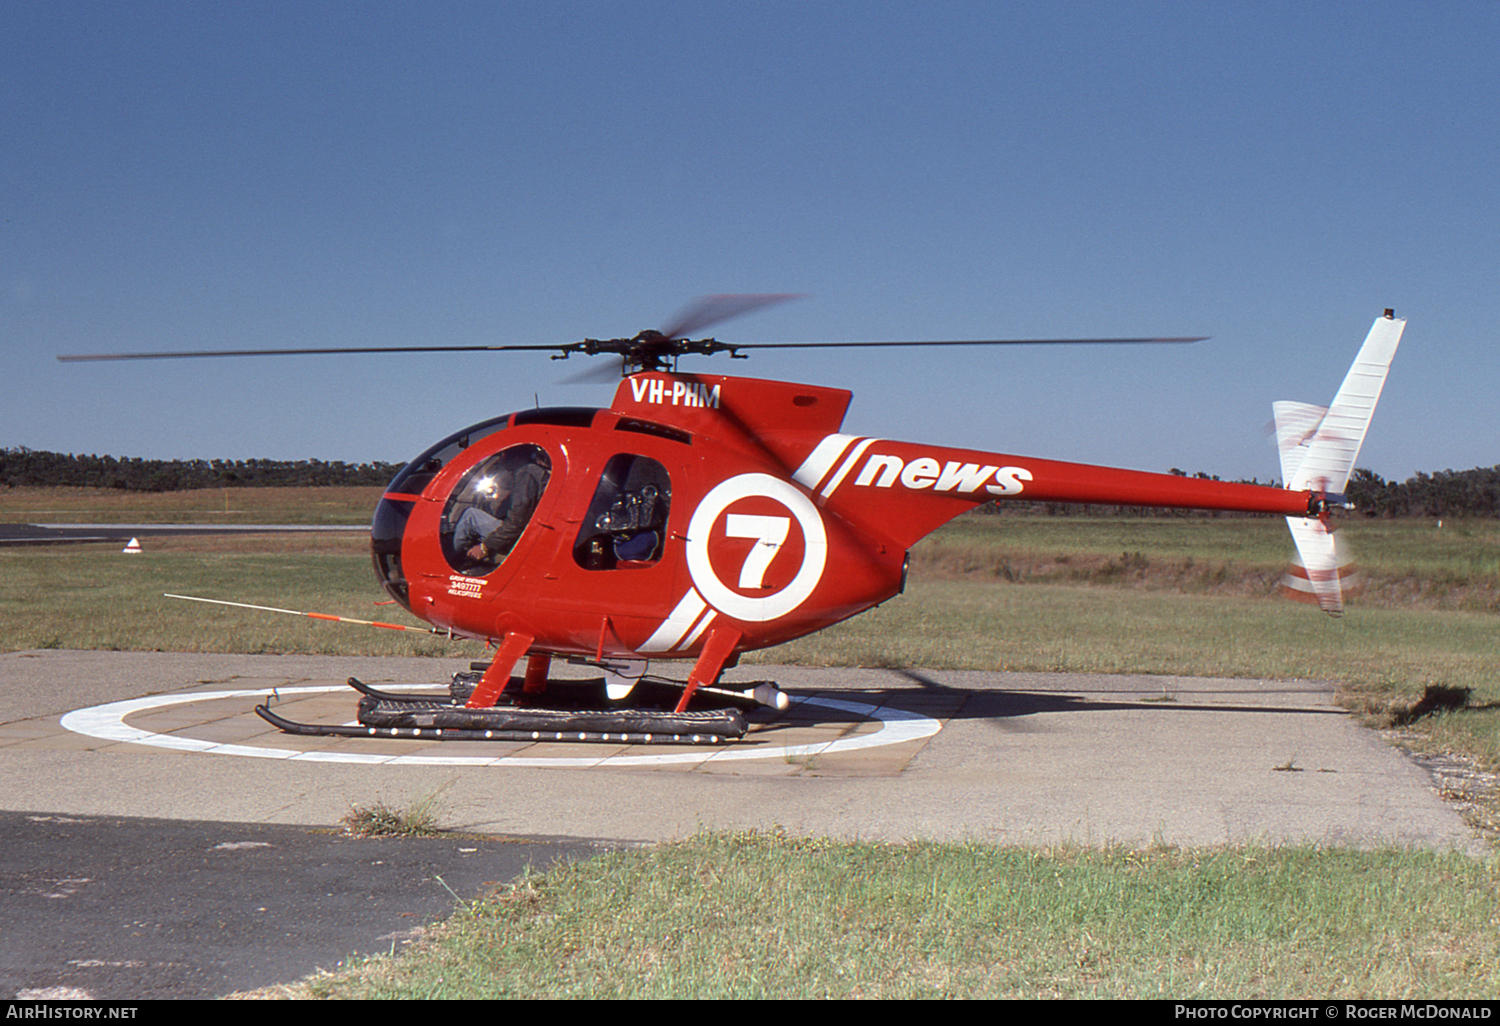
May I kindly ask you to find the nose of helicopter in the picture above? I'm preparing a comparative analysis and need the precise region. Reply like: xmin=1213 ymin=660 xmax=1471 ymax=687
xmin=370 ymin=492 xmax=414 ymax=611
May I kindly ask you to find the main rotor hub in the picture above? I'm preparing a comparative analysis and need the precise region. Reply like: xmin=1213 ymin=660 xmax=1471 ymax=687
xmin=566 ymin=331 xmax=742 ymax=374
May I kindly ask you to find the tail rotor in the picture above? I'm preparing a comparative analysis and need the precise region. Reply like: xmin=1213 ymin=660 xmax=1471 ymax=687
xmin=1274 ymin=311 xmax=1405 ymax=615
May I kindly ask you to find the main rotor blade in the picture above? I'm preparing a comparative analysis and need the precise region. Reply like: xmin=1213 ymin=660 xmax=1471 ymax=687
xmin=657 ymin=293 xmax=803 ymax=341
xmin=727 ymin=336 xmax=1208 ymax=350
xmin=556 ymin=355 xmax=628 ymax=385
xmin=57 ymin=330 xmax=1205 ymax=365
xmin=57 ymin=343 xmax=567 ymax=362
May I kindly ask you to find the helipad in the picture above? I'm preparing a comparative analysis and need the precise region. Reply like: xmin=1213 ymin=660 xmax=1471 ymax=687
xmin=60 ymin=684 xmax=943 ymax=769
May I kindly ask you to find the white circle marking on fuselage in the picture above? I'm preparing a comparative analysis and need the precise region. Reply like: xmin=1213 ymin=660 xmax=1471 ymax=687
xmin=685 ymin=473 xmax=827 ymax=623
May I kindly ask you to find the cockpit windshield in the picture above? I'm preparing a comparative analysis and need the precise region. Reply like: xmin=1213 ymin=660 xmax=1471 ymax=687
xmin=382 ymin=414 xmax=513 ymax=500
xmin=371 ymin=414 xmax=513 ymax=608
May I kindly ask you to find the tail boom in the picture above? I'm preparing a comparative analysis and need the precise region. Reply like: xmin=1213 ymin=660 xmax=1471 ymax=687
xmin=798 ymin=312 xmax=1403 ymax=571
xmin=801 ymin=436 xmax=1319 ymax=551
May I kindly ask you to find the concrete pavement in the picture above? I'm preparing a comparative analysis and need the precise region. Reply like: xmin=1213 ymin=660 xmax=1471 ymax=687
xmin=1 ymin=649 xmax=1476 ymax=850
xmin=1 ymin=648 xmax=1480 ymax=999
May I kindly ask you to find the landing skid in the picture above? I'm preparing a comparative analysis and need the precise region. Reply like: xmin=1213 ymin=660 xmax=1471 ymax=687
xmin=255 ymin=671 xmax=753 ymax=745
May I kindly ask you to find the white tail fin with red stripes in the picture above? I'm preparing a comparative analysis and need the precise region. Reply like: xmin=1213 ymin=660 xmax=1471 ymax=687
xmin=1275 ymin=311 xmax=1404 ymax=614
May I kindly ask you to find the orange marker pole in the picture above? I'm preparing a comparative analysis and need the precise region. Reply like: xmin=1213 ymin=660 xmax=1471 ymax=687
xmin=163 ymin=593 xmax=448 ymax=635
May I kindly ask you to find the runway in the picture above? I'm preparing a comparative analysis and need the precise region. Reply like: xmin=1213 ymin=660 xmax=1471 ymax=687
xmin=0 ymin=523 xmax=365 ymax=546
xmin=0 ymin=649 xmax=1479 ymax=998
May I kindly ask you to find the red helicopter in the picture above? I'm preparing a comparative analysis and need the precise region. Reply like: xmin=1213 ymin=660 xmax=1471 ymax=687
xmin=62 ymin=297 xmax=1404 ymax=744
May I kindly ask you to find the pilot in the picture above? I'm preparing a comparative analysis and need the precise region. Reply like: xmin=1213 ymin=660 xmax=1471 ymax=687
xmin=453 ymin=462 xmax=547 ymax=564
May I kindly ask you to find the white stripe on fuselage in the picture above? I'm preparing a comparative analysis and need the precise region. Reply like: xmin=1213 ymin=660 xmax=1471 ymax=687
xmin=794 ymin=435 xmax=1033 ymax=498
xmin=792 ymin=434 xmax=860 ymax=492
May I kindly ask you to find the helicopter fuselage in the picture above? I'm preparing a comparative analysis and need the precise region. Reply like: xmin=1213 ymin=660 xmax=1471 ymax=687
xmin=371 ymin=371 xmax=1318 ymax=666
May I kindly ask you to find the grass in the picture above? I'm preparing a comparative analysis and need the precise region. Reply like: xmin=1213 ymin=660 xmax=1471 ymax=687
xmin=276 ymin=832 xmax=1500 ymax=1000
xmin=341 ymin=792 xmax=448 ymax=838
xmin=753 ymin=577 xmax=1500 ymax=770
xmin=0 ymin=532 xmax=466 ymax=657
xmin=763 ymin=512 xmax=1500 ymax=773
xmin=912 ymin=511 xmax=1500 ymax=612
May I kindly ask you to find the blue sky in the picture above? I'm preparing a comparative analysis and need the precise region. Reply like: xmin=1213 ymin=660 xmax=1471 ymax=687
xmin=4 ymin=1 xmax=1496 ymax=482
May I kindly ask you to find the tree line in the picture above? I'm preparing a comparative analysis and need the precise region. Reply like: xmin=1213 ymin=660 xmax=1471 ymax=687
xmin=4 ymin=446 xmax=1498 ymax=517
xmin=1343 ymin=466 xmax=1500 ymax=519
xmin=0 ymin=448 xmax=403 ymax=491
xmin=981 ymin=465 xmax=1500 ymax=519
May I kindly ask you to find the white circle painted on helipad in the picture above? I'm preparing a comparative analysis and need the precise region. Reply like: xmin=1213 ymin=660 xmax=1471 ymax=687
xmin=59 ymin=686 xmax=940 ymax=768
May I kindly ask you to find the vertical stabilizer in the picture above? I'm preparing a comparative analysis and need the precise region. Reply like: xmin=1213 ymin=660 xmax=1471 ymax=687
xmin=1283 ymin=312 xmax=1405 ymax=495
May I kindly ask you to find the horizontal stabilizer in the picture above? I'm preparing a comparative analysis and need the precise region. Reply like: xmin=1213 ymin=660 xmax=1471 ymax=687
xmin=1271 ymin=400 xmax=1328 ymax=486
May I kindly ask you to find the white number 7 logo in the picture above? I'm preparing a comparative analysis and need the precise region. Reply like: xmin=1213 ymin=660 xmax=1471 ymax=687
xmin=686 ymin=474 xmax=827 ymax=623
xmin=724 ymin=514 xmax=791 ymax=588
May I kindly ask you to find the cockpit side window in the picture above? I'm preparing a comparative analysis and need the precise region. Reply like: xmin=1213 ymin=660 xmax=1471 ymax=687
xmin=574 ymin=454 xmax=671 ymax=570
xmin=441 ymin=444 xmax=551 ymax=575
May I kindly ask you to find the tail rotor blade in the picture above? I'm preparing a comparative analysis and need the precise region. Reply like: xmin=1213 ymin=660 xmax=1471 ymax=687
xmin=1281 ymin=518 xmax=1356 ymax=615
